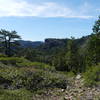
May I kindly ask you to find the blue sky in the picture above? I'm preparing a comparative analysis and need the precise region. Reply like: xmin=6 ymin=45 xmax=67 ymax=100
xmin=0 ymin=0 xmax=100 ymax=41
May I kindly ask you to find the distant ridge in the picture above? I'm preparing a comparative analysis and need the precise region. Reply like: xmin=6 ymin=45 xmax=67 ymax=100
xmin=18 ymin=40 xmax=43 ymax=48
xmin=18 ymin=34 xmax=91 ymax=49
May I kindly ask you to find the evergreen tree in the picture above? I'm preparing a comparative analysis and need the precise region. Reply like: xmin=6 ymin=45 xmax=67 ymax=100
xmin=86 ymin=16 xmax=100 ymax=65
xmin=65 ymin=37 xmax=80 ymax=72
xmin=0 ymin=29 xmax=21 ymax=56
xmin=53 ymin=52 xmax=66 ymax=71
xmin=93 ymin=16 xmax=100 ymax=35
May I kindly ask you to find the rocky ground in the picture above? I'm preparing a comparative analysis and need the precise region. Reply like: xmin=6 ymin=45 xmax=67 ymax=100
xmin=64 ymin=75 xmax=100 ymax=100
xmin=32 ymin=75 xmax=100 ymax=100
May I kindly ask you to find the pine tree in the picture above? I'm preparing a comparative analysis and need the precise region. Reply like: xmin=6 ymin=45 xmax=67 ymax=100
xmin=86 ymin=16 xmax=100 ymax=65
xmin=0 ymin=29 xmax=21 ymax=56
xmin=65 ymin=37 xmax=80 ymax=73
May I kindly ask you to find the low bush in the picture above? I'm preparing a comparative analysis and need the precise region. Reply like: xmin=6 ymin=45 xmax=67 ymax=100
xmin=0 ymin=57 xmax=55 ymax=71
xmin=83 ymin=64 xmax=100 ymax=86
xmin=0 ymin=62 xmax=9 ymax=68
xmin=17 ymin=61 xmax=55 ymax=71
xmin=0 ymin=57 xmax=27 ymax=65
xmin=0 ymin=66 xmax=67 ymax=91
xmin=0 ymin=88 xmax=32 ymax=100
xmin=0 ymin=53 xmax=7 ymax=57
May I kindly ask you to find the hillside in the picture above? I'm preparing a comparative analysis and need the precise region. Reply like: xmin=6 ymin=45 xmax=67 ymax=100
xmin=18 ymin=35 xmax=90 ymax=49
xmin=18 ymin=40 xmax=43 ymax=48
xmin=0 ymin=16 xmax=100 ymax=100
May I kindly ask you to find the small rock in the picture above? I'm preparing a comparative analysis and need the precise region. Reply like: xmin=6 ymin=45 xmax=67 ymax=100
xmin=61 ymin=89 xmax=65 ymax=92
xmin=88 ymin=87 xmax=91 ymax=90
xmin=67 ymin=86 xmax=70 ymax=90
xmin=76 ymin=74 xmax=81 ymax=80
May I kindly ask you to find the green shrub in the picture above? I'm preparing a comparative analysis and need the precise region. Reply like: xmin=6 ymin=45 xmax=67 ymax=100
xmin=61 ymin=71 xmax=75 ymax=77
xmin=0 ymin=89 xmax=32 ymax=100
xmin=29 ymin=62 xmax=55 ymax=70
xmin=83 ymin=64 xmax=100 ymax=86
xmin=41 ymin=71 xmax=68 ymax=89
xmin=17 ymin=61 xmax=55 ymax=71
xmin=0 ymin=65 xmax=67 ymax=91
xmin=0 ymin=56 xmax=67 ymax=91
xmin=0 ymin=62 xmax=8 ymax=68
xmin=12 ymin=70 xmax=67 ymax=90
xmin=0 ymin=57 xmax=27 ymax=65
xmin=0 ymin=57 xmax=55 ymax=71
xmin=0 ymin=54 xmax=7 ymax=57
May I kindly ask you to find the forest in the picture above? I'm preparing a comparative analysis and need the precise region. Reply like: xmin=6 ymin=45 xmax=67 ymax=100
xmin=0 ymin=16 xmax=100 ymax=100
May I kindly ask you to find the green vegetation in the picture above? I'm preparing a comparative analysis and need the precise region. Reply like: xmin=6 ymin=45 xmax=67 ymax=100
xmin=0 ymin=62 xmax=67 ymax=90
xmin=0 ymin=88 xmax=32 ymax=100
xmin=0 ymin=58 xmax=67 ymax=99
xmin=0 ymin=16 xmax=100 ymax=99
xmin=83 ymin=64 xmax=100 ymax=86
xmin=0 ymin=29 xmax=21 ymax=56
xmin=0 ymin=57 xmax=55 ymax=71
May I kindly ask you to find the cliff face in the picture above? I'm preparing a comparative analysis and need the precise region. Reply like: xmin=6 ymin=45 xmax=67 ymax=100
xmin=37 ymin=35 xmax=90 ymax=52
xmin=44 ymin=38 xmax=67 ymax=48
